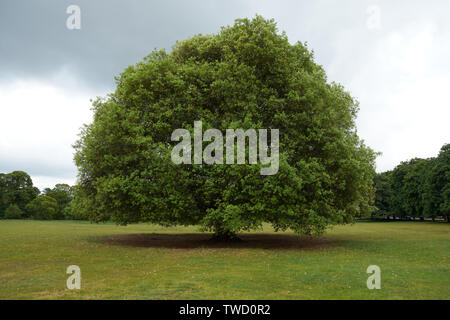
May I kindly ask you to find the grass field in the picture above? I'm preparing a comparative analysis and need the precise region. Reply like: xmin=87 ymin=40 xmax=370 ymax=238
xmin=0 ymin=220 xmax=448 ymax=299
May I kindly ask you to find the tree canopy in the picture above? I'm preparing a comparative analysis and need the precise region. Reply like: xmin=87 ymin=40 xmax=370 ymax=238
xmin=74 ymin=16 xmax=376 ymax=238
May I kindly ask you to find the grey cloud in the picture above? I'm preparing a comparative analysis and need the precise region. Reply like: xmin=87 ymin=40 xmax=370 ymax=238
xmin=0 ymin=0 xmax=254 ymax=89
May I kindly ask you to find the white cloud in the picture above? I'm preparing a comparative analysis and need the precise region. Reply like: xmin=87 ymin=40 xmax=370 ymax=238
xmin=349 ymin=21 xmax=450 ymax=171
xmin=0 ymin=74 xmax=96 ymax=190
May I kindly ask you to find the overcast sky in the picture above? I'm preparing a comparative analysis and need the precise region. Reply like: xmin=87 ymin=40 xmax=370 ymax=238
xmin=1 ymin=0 xmax=449 ymax=190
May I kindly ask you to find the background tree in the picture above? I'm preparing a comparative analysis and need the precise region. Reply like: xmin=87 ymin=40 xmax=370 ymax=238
xmin=25 ymin=195 xmax=58 ymax=220
xmin=0 ymin=171 xmax=39 ymax=218
xmin=74 ymin=16 xmax=376 ymax=239
xmin=441 ymin=181 xmax=450 ymax=222
xmin=63 ymin=185 xmax=89 ymax=220
xmin=402 ymin=158 xmax=430 ymax=220
xmin=0 ymin=173 xmax=7 ymax=217
xmin=43 ymin=184 xmax=74 ymax=220
xmin=373 ymin=171 xmax=393 ymax=219
xmin=4 ymin=204 xmax=23 ymax=219
xmin=425 ymin=144 xmax=450 ymax=221
xmin=390 ymin=159 xmax=431 ymax=220
xmin=390 ymin=161 xmax=408 ymax=219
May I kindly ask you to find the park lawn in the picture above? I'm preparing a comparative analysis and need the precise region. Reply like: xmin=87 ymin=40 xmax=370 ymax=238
xmin=0 ymin=220 xmax=448 ymax=299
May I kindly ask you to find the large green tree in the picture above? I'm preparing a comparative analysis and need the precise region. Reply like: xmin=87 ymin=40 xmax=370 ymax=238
xmin=74 ymin=16 xmax=376 ymax=238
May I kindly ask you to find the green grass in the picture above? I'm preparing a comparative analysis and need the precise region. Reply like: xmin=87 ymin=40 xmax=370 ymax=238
xmin=0 ymin=220 xmax=448 ymax=299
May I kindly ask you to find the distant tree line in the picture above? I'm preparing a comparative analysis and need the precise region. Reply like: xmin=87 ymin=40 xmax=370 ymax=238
xmin=0 ymin=171 xmax=87 ymax=220
xmin=373 ymin=143 xmax=450 ymax=222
